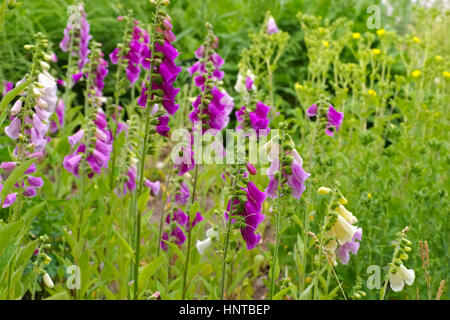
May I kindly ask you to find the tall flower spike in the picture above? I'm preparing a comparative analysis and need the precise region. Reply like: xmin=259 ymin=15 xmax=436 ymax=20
xmin=59 ymin=3 xmax=92 ymax=85
xmin=187 ymin=24 xmax=233 ymax=134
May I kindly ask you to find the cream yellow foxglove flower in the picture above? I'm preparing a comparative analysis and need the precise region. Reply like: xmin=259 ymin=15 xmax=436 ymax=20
xmin=331 ymin=215 xmax=358 ymax=245
xmin=334 ymin=204 xmax=358 ymax=224
xmin=389 ymin=264 xmax=415 ymax=292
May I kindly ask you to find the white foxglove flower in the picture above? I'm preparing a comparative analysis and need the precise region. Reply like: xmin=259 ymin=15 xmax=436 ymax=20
xmin=206 ymin=228 xmax=218 ymax=240
xmin=389 ymin=264 xmax=415 ymax=292
xmin=37 ymin=71 xmax=57 ymax=113
xmin=196 ymin=238 xmax=212 ymax=255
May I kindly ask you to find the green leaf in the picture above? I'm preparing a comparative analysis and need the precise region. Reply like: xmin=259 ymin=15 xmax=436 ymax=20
xmin=138 ymin=255 xmax=165 ymax=290
xmin=273 ymin=285 xmax=292 ymax=300
xmin=0 ymin=78 xmax=31 ymax=128
xmin=137 ymin=191 xmax=150 ymax=213
xmin=0 ymin=159 xmax=34 ymax=200
xmin=113 ymin=229 xmax=134 ymax=262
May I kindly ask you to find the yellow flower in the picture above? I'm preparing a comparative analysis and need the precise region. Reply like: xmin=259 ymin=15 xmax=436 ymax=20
xmin=306 ymin=277 xmax=312 ymax=283
xmin=368 ymin=193 xmax=372 ymax=199
xmin=338 ymin=195 xmax=348 ymax=205
xmin=294 ymin=82 xmax=304 ymax=90
xmin=443 ymin=71 xmax=450 ymax=79
xmin=322 ymin=40 xmax=330 ymax=48
xmin=435 ymin=55 xmax=443 ymax=61
xmin=352 ymin=32 xmax=361 ymax=40
xmin=377 ymin=29 xmax=386 ymax=36
xmin=412 ymin=70 xmax=421 ymax=78
xmin=368 ymin=89 xmax=377 ymax=97
xmin=372 ymin=48 xmax=381 ymax=55
xmin=412 ymin=36 xmax=420 ymax=43
xmin=309 ymin=215 xmax=315 ymax=222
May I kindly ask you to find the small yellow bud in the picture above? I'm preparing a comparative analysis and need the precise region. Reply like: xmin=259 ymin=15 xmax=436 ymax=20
xmin=305 ymin=276 xmax=312 ymax=283
xmin=352 ymin=32 xmax=361 ymax=40
xmin=309 ymin=215 xmax=314 ymax=222
xmin=442 ymin=71 xmax=450 ymax=79
xmin=412 ymin=36 xmax=420 ymax=43
xmin=368 ymin=193 xmax=372 ymax=199
xmin=43 ymin=272 xmax=54 ymax=289
xmin=368 ymin=89 xmax=377 ymax=97
xmin=372 ymin=48 xmax=381 ymax=55
xmin=317 ymin=186 xmax=331 ymax=194
xmin=24 ymin=45 xmax=33 ymax=50
xmin=412 ymin=70 xmax=421 ymax=78
xmin=376 ymin=29 xmax=386 ymax=36
xmin=435 ymin=55 xmax=443 ymax=61
xmin=338 ymin=196 xmax=348 ymax=205
xmin=322 ymin=40 xmax=330 ymax=48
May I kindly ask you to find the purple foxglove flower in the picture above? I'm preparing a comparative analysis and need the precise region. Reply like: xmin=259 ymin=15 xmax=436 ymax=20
xmin=246 ymin=163 xmax=257 ymax=175
xmin=307 ymin=103 xmax=318 ymax=117
xmin=27 ymin=176 xmax=44 ymax=188
xmin=337 ymin=228 xmax=362 ymax=264
xmin=68 ymin=129 xmax=84 ymax=147
xmin=1 ymin=192 xmax=17 ymax=208
xmin=3 ymin=81 xmax=13 ymax=96
xmin=245 ymin=76 xmax=254 ymax=91
xmin=109 ymin=48 xmax=120 ymax=64
xmin=5 ymin=117 xmax=21 ymax=140
xmin=267 ymin=17 xmax=279 ymax=34
xmin=23 ymin=186 xmax=37 ymax=198
xmin=72 ymin=72 xmax=84 ymax=84
xmin=249 ymin=101 xmax=271 ymax=135
xmin=174 ymin=181 xmax=190 ymax=205
xmin=227 ymin=182 xmax=266 ymax=250
xmin=156 ymin=115 xmax=170 ymax=137
xmin=326 ymin=105 xmax=344 ymax=136
xmin=1 ymin=162 xmax=17 ymax=170
xmin=195 ymin=45 xmax=205 ymax=59
xmin=63 ymin=153 xmax=82 ymax=177
xmin=25 ymin=163 xmax=36 ymax=174
xmin=145 ymin=179 xmax=160 ymax=196
xmin=186 ymin=212 xmax=204 ymax=231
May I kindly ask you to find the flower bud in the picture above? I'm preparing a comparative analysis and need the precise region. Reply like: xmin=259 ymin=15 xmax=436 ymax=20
xmin=43 ymin=272 xmax=54 ymax=289
xmin=317 ymin=186 xmax=331 ymax=194
xmin=40 ymin=61 xmax=50 ymax=71
xmin=10 ymin=100 xmax=22 ymax=116
xmin=338 ymin=195 xmax=348 ymax=205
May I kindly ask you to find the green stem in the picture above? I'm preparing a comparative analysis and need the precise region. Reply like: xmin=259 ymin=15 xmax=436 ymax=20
xmin=156 ymin=166 xmax=173 ymax=257
xmin=219 ymin=165 xmax=237 ymax=300
xmin=269 ymin=134 xmax=284 ymax=300
xmin=132 ymin=5 xmax=160 ymax=300
xmin=181 ymin=164 xmax=199 ymax=300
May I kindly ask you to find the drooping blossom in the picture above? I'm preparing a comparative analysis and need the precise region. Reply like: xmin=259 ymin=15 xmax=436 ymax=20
xmin=307 ymin=104 xmax=344 ymax=137
xmin=337 ymin=228 xmax=362 ymax=264
xmin=389 ymin=264 xmax=415 ymax=292
xmin=226 ymin=182 xmax=266 ymax=250
xmin=323 ymin=202 xmax=362 ymax=266
xmin=196 ymin=228 xmax=219 ymax=255
xmin=0 ymin=162 xmax=43 ymax=208
xmin=265 ymin=143 xmax=310 ymax=200
xmin=234 ymin=70 xmax=256 ymax=94
xmin=63 ymin=109 xmax=112 ymax=178
xmin=267 ymin=17 xmax=279 ymax=34
xmin=160 ymin=209 xmax=204 ymax=251
xmin=189 ymin=86 xmax=234 ymax=133
xmin=174 ymin=181 xmax=190 ymax=205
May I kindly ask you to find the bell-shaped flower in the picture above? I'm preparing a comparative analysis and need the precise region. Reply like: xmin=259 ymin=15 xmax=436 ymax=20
xmin=389 ymin=264 xmax=415 ymax=292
